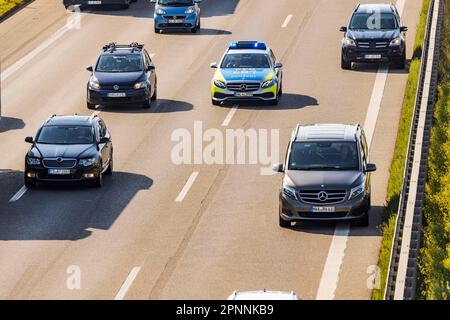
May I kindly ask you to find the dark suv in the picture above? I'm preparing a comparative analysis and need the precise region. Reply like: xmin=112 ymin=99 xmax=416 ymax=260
xmin=340 ymin=3 xmax=407 ymax=69
xmin=86 ymin=43 xmax=157 ymax=109
xmin=274 ymin=124 xmax=377 ymax=227
xmin=24 ymin=115 xmax=113 ymax=188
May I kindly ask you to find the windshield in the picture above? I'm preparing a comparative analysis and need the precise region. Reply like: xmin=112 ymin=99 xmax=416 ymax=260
xmin=96 ymin=54 xmax=143 ymax=73
xmin=221 ymin=54 xmax=270 ymax=69
xmin=158 ymin=0 xmax=194 ymax=5
xmin=288 ymin=142 xmax=360 ymax=171
xmin=37 ymin=126 xmax=94 ymax=145
xmin=349 ymin=13 xmax=398 ymax=30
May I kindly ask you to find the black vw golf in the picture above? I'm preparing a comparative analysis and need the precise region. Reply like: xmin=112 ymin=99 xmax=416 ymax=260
xmin=24 ymin=115 xmax=113 ymax=188
xmin=86 ymin=43 xmax=157 ymax=109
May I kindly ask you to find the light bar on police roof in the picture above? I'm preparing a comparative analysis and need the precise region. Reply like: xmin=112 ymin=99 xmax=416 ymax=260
xmin=229 ymin=41 xmax=267 ymax=50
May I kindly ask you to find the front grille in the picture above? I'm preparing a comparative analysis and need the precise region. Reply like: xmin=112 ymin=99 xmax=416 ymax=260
xmin=101 ymin=84 xmax=134 ymax=90
xmin=227 ymin=82 xmax=261 ymax=92
xmin=298 ymin=190 xmax=347 ymax=204
xmin=298 ymin=212 xmax=348 ymax=219
xmin=43 ymin=159 xmax=77 ymax=168
xmin=163 ymin=15 xmax=187 ymax=20
xmin=357 ymin=40 xmax=389 ymax=48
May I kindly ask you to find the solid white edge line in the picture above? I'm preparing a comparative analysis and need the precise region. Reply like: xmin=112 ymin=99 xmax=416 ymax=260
xmin=114 ymin=266 xmax=141 ymax=300
xmin=175 ymin=171 xmax=199 ymax=202
xmin=316 ymin=0 xmax=406 ymax=300
xmin=222 ymin=106 xmax=238 ymax=127
xmin=9 ymin=185 xmax=28 ymax=203
xmin=282 ymin=14 xmax=293 ymax=28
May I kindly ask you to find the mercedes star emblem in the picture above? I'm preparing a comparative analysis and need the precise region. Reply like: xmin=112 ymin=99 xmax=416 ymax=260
xmin=318 ymin=191 xmax=328 ymax=202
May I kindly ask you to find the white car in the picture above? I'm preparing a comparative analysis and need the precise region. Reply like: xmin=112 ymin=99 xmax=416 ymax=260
xmin=227 ymin=290 xmax=299 ymax=300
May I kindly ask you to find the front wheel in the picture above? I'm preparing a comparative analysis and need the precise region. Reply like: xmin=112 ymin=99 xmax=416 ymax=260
xmin=87 ymin=102 xmax=96 ymax=110
xmin=341 ymin=54 xmax=351 ymax=70
xmin=191 ymin=25 xmax=198 ymax=33
xmin=24 ymin=176 xmax=36 ymax=189
xmin=93 ymin=166 xmax=103 ymax=188
xmin=151 ymin=83 xmax=157 ymax=101
xmin=212 ymin=99 xmax=221 ymax=106
xmin=105 ymin=152 xmax=113 ymax=176
xmin=354 ymin=212 xmax=369 ymax=227
xmin=154 ymin=27 xmax=161 ymax=34
xmin=269 ymin=96 xmax=279 ymax=106
xmin=279 ymin=216 xmax=291 ymax=228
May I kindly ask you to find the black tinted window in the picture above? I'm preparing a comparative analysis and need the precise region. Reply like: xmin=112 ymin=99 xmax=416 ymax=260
xmin=288 ymin=142 xmax=359 ymax=170
xmin=96 ymin=55 xmax=143 ymax=72
xmin=158 ymin=0 xmax=194 ymax=5
xmin=37 ymin=126 xmax=94 ymax=145
xmin=221 ymin=54 xmax=270 ymax=69
xmin=350 ymin=13 xmax=398 ymax=30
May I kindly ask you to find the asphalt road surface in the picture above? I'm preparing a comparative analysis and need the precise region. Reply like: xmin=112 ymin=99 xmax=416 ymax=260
xmin=0 ymin=0 xmax=422 ymax=299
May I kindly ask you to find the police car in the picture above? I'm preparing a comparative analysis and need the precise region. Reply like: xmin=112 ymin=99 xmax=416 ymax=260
xmin=210 ymin=41 xmax=283 ymax=106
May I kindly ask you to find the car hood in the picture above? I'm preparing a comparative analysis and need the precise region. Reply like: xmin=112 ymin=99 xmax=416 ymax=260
xmin=30 ymin=143 xmax=97 ymax=159
xmin=284 ymin=170 xmax=363 ymax=189
xmin=93 ymin=71 xmax=144 ymax=86
xmin=219 ymin=68 xmax=273 ymax=82
xmin=347 ymin=29 xmax=399 ymax=40
xmin=156 ymin=5 xmax=193 ymax=15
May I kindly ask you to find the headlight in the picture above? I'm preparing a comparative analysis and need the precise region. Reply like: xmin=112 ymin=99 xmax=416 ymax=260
xmin=133 ymin=81 xmax=147 ymax=89
xmin=389 ymin=37 xmax=402 ymax=46
xmin=213 ymin=79 xmax=226 ymax=89
xmin=185 ymin=7 xmax=195 ymax=14
xmin=27 ymin=157 xmax=41 ymax=165
xmin=283 ymin=185 xmax=297 ymax=200
xmin=349 ymin=182 xmax=365 ymax=200
xmin=156 ymin=8 xmax=166 ymax=15
xmin=79 ymin=158 xmax=96 ymax=167
xmin=342 ymin=37 xmax=356 ymax=46
xmin=89 ymin=77 xmax=100 ymax=90
xmin=261 ymin=79 xmax=275 ymax=88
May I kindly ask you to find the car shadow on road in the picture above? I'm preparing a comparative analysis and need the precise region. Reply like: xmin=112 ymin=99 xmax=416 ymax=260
xmin=98 ymin=99 xmax=193 ymax=113
xmin=0 ymin=117 xmax=25 ymax=133
xmin=0 ymin=171 xmax=153 ymax=240
xmin=158 ymin=28 xmax=232 ymax=36
xmin=289 ymin=205 xmax=384 ymax=237
xmin=351 ymin=60 xmax=411 ymax=74
xmin=218 ymin=93 xmax=319 ymax=110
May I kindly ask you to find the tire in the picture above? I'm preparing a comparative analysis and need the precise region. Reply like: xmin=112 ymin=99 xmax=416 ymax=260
xmin=151 ymin=83 xmax=157 ymax=101
xmin=105 ymin=152 xmax=113 ymax=176
xmin=87 ymin=102 xmax=96 ymax=110
xmin=394 ymin=52 xmax=406 ymax=69
xmin=355 ymin=212 xmax=369 ymax=227
xmin=154 ymin=28 xmax=161 ymax=34
xmin=341 ymin=54 xmax=351 ymax=70
xmin=93 ymin=165 xmax=103 ymax=188
xmin=278 ymin=83 xmax=283 ymax=97
xmin=24 ymin=176 xmax=36 ymax=189
xmin=121 ymin=3 xmax=130 ymax=9
xmin=269 ymin=96 xmax=279 ymax=106
xmin=212 ymin=99 xmax=221 ymax=106
xmin=279 ymin=216 xmax=291 ymax=228
xmin=197 ymin=18 xmax=201 ymax=30
xmin=191 ymin=25 xmax=198 ymax=33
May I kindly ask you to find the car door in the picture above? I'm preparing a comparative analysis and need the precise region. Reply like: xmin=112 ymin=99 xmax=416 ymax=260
xmin=270 ymin=49 xmax=282 ymax=84
xmin=144 ymin=50 xmax=156 ymax=94
xmin=96 ymin=120 xmax=110 ymax=169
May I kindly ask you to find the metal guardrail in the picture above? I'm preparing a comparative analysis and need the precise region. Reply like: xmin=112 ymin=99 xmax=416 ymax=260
xmin=384 ymin=0 xmax=444 ymax=300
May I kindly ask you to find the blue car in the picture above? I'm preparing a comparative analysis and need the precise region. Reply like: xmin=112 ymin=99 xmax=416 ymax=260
xmin=151 ymin=0 xmax=202 ymax=33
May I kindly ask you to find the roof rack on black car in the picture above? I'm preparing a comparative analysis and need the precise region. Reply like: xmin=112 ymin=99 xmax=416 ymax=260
xmin=102 ymin=42 xmax=144 ymax=53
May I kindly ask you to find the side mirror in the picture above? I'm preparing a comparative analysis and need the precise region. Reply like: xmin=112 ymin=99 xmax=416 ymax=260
xmin=25 ymin=136 xmax=33 ymax=144
xmin=364 ymin=163 xmax=377 ymax=173
xmin=400 ymin=26 xmax=408 ymax=32
xmin=86 ymin=66 xmax=93 ymax=72
xmin=274 ymin=62 xmax=283 ymax=68
xmin=210 ymin=62 xmax=218 ymax=69
xmin=99 ymin=137 xmax=110 ymax=144
xmin=272 ymin=163 xmax=284 ymax=173
xmin=194 ymin=0 xmax=202 ymax=2
xmin=339 ymin=26 xmax=347 ymax=32
xmin=147 ymin=65 xmax=156 ymax=71
xmin=150 ymin=0 xmax=156 ymax=3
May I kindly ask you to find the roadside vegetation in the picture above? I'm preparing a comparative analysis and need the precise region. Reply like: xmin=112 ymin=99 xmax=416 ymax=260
xmin=418 ymin=0 xmax=450 ymax=299
xmin=372 ymin=0 xmax=431 ymax=300
xmin=0 ymin=0 xmax=27 ymax=18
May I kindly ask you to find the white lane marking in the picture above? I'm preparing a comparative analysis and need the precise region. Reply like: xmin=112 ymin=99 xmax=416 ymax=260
xmin=316 ymin=0 xmax=405 ymax=300
xmin=9 ymin=185 xmax=28 ymax=203
xmin=221 ymin=106 xmax=238 ymax=127
xmin=281 ymin=14 xmax=293 ymax=28
xmin=114 ymin=267 xmax=141 ymax=300
xmin=175 ymin=171 xmax=199 ymax=202
xmin=316 ymin=224 xmax=350 ymax=300
xmin=363 ymin=66 xmax=389 ymax=146
xmin=1 ymin=18 xmax=83 ymax=82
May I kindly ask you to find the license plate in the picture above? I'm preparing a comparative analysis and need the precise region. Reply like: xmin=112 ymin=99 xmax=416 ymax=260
xmin=364 ymin=54 xmax=382 ymax=59
xmin=310 ymin=207 xmax=336 ymax=213
xmin=169 ymin=19 xmax=183 ymax=23
xmin=48 ymin=169 xmax=71 ymax=175
xmin=235 ymin=92 xmax=253 ymax=97
xmin=88 ymin=1 xmax=101 ymax=4
xmin=107 ymin=92 xmax=126 ymax=97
